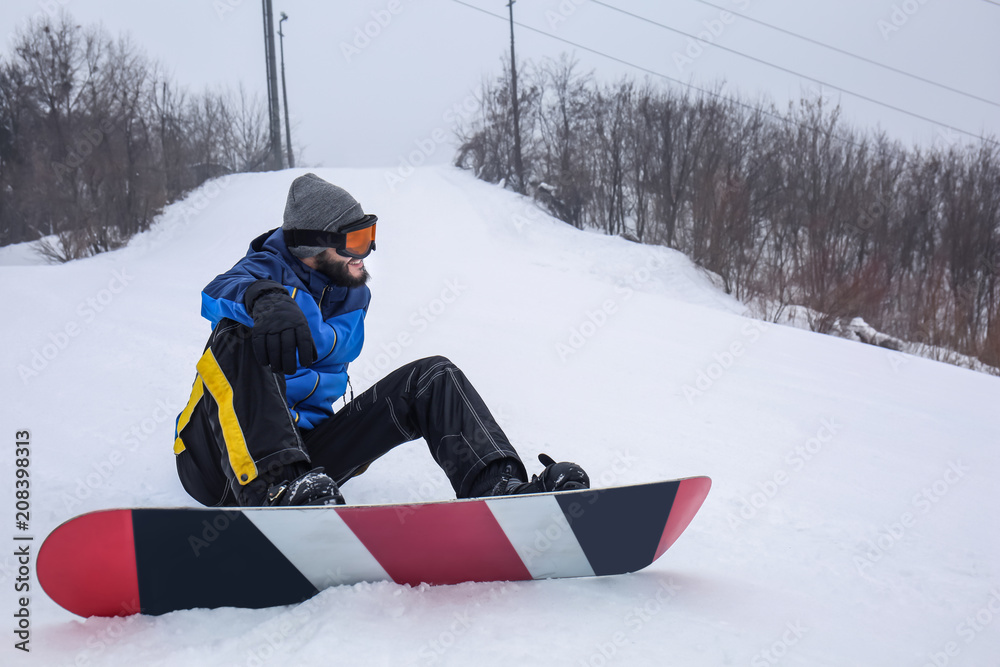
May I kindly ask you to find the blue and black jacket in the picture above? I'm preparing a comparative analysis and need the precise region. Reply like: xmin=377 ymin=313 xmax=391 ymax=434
xmin=200 ymin=228 xmax=370 ymax=429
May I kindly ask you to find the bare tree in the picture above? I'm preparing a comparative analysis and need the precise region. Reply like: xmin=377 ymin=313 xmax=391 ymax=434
xmin=454 ymin=55 xmax=1000 ymax=371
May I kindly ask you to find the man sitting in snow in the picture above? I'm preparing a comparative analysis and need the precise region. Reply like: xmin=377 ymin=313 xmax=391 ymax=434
xmin=173 ymin=173 xmax=589 ymax=506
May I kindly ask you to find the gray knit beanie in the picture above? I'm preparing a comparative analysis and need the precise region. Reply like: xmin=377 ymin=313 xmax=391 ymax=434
xmin=282 ymin=173 xmax=370 ymax=258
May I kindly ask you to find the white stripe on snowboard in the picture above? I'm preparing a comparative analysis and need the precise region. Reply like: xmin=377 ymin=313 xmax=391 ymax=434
xmin=485 ymin=495 xmax=595 ymax=580
xmin=244 ymin=509 xmax=390 ymax=589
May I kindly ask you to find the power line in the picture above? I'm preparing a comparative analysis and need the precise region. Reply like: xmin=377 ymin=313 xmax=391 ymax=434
xmin=690 ymin=0 xmax=1000 ymax=108
xmin=449 ymin=0 xmax=994 ymax=148
xmin=589 ymin=0 xmax=993 ymax=144
xmin=449 ymin=0 xmax=854 ymax=146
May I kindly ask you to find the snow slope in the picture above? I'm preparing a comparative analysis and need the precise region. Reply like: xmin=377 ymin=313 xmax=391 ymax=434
xmin=2 ymin=166 xmax=999 ymax=666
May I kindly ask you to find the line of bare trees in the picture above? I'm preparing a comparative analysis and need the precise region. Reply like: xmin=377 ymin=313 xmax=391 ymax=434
xmin=455 ymin=56 xmax=1000 ymax=369
xmin=0 ymin=13 xmax=273 ymax=261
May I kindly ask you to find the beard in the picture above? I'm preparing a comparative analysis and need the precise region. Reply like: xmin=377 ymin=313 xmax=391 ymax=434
xmin=313 ymin=253 xmax=370 ymax=288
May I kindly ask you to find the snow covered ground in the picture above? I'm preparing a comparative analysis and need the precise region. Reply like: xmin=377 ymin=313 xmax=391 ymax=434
xmin=2 ymin=166 xmax=998 ymax=666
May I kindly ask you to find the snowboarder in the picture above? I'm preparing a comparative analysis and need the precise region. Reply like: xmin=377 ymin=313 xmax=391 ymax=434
xmin=173 ymin=173 xmax=589 ymax=507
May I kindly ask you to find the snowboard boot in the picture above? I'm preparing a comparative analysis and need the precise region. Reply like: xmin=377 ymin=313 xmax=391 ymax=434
xmin=486 ymin=454 xmax=590 ymax=496
xmin=239 ymin=465 xmax=345 ymax=507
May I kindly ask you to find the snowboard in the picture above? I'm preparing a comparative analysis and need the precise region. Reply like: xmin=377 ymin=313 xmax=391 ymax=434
xmin=38 ymin=476 xmax=711 ymax=617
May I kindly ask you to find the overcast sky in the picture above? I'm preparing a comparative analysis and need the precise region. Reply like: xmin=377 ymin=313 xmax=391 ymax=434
xmin=2 ymin=0 xmax=998 ymax=168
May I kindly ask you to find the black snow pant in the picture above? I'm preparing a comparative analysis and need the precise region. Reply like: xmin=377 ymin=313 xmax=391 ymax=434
xmin=174 ymin=319 xmax=524 ymax=506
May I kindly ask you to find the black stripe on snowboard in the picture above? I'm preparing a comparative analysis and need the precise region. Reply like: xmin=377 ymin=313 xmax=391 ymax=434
xmin=555 ymin=481 xmax=678 ymax=576
xmin=132 ymin=509 xmax=318 ymax=615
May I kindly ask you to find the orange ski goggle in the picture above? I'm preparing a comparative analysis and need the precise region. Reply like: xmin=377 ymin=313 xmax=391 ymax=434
xmin=284 ymin=214 xmax=377 ymax=259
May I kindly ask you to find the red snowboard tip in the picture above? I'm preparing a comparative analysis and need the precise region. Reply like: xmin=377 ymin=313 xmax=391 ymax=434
xmin=38 ymin=509 xmax=141 ymax=617
xmin=654 ymin=476 xmax=712 ymax=561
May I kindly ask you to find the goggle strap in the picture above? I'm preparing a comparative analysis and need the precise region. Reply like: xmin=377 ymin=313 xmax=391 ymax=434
xmin=284 ymin=228 xmax=347 ymax=248
xmin=284 ymin=214 xmax=378 ymax=248
xmin=339 ymin=214 xmax=378 ymax=233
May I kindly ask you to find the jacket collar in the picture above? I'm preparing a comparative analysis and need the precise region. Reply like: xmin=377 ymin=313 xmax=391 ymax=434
xmin=251 ymin=228 xmax=350 ymax=302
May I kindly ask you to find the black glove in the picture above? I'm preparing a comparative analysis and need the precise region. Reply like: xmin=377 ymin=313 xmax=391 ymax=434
xmin=245 ymin=280 xmax=317 ymax=375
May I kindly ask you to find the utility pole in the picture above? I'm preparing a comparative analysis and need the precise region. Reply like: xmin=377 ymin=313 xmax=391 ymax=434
xmin=507 ymin=0 xmax=524 ymax=193
xmin=262 ymin=0 xmax=283 ymax=170
xmin=278 ymin=12 xmax=295 ymax=168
